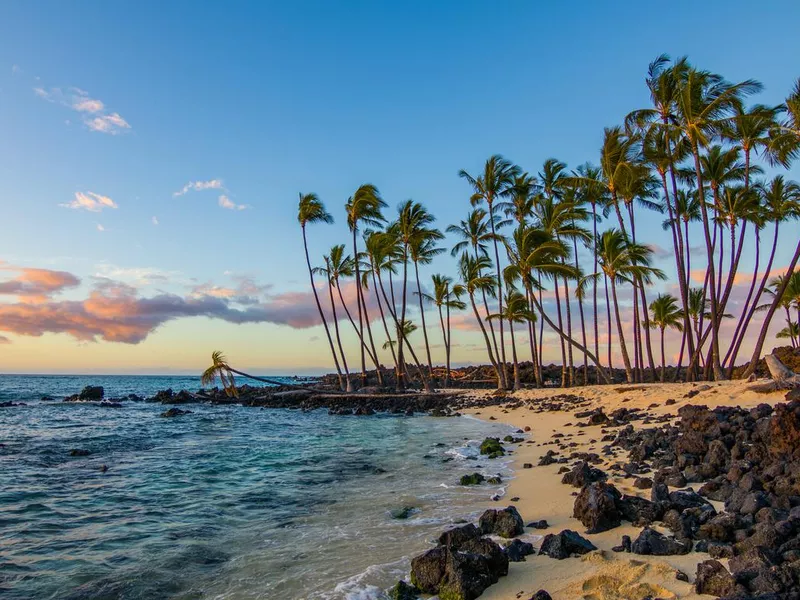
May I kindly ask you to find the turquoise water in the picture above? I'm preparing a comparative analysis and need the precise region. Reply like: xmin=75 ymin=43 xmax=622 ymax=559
xmin=0 ymin=376 xmax=516 ymax=599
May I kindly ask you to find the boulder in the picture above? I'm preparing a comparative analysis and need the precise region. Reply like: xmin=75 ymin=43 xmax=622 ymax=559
xmin=630 ymin=527 xmax=691 ymax=556
xmin=479 ymin=506 xmax=524 ymax=538
xmin=410 ymin=548 xmax=447 ymax=594
xmin=438 ymin=524 xmax=481 ymax=548
xmin=560 ymin=461 xmax=606 ymax=488
xmin=695 ymin=560 xmax=736 ymax=596
xmin=538 ymin=530 xmax=596 ymax=560
xmin=573 ymin=481 xmax=622 ymax=533
xmin=528 ymin=592 xmax=552 ymax=600
xmin=460 ymin=473 xmax=485 ymax=486
xmin=479 ymin=437 xmax=505 ymax=458
xmin=160 ymin=408 xmax=192 ymax=417
xmin=504 ymin=538 xmax=534 ymax=562
xmin=79 ymin=385 xmax=104 ymax=400
xmin=387 ymin=580 xmax=420 ymax=600
xmin=617 ymin=495 xmax=662 ymax=526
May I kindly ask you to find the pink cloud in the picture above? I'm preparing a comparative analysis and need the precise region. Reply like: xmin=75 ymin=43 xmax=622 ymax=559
xmin=0 ymin=264 xmax=80 ymax=302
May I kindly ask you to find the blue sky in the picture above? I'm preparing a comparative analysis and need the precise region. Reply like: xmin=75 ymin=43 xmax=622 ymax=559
xmin=1 ymin=0 xmax=799 ymax=374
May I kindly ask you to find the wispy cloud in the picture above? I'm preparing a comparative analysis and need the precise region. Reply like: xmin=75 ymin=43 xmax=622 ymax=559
xmin=11 ymin=65 xmax=21 ymax=75
xmin=173 ymin=179 xmax=224 ymax=197
xmin=218 ymin=194 xmax=248 ymax=211
xmin=33 ymin=85 xmax=131 ymax=134
xmin=96 ymin=224 xmax=105 ymax=232
xmin=60 ymin=191 xmax=118 ymax=212
xmin=152 ymin=216 xmax=159 ymax=226
xmin=0 ymin=335 xmax=10 ymax=344
xmin=93 ymin=264 xmax=178 ymax=287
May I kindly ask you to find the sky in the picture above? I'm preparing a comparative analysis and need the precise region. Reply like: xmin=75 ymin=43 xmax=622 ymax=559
xmin=1 ymin=0 xmax=799 ymax=375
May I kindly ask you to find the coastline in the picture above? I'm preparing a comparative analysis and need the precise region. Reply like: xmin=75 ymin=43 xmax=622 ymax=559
xmin=451 ymin=380 xmax=789 ymax=600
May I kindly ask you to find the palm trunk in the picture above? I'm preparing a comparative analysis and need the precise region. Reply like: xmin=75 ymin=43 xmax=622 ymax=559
xmin=372 ymin=269 xmax=398 ymax=371
xmin=440 ymin=302 xmax=450 ymax=387
xmin=509 ymin=319 xmax=521 ymax=391
xmin=743 ymin=238 xmax=800 ymax=378
xmin=592 ymin=203 xmax=601 ymax=384
xmin=604 ymin=272 xmax=614 ymax=375
xmin=660 ymin=327 xmax=667 ymax=383
xmin=397 ymin=251 xmax=409 ymax=391
xmin=377 ymin=270 xmax=404 ymax=389
xmin=336 ymin=282 xmax=377 ymax=365
xmin=475 ymin=246 xmax=501 ymax=370
xmin=628 ymin=204 xmax=657 ymax=382
xmin=525 ymin=286 xmax=541 ymax=386
xmin=691 ymin=143 xmax=725 ymax=380
xmin=302 ymin=227 xmax=344 ymax=391
xmin=563 ymin=276 xmax=575 ymax=386
xmin=469 ymin=293 xmax=502 ymax=387
xmin=351 ymin=228 xmax=368 ymax=386
xmin=414 ymin=261 xmax=434 ymax=379
xmin=327 ymin=277 xmax=352 ymax=392
xmin=488 ymin=201 xmax=509 ymax=389
xmin=359 ymin=282 xmax=384 ymax=385
xmin=553 ymin=280 xmax=568 ymax=387
xmin=611 ymin=277 xmax=633 ymax=383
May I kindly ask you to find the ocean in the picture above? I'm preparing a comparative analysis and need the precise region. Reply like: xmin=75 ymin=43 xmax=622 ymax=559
xmin=0 ymin=375 xmax=516 ymax=600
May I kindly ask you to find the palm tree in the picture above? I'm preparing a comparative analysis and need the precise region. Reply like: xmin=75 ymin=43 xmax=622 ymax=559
xmin=424 ymin=274 xmax=466 ymax=387
xmin=776 ymin=321 xmax=799 ymax=348
xmin=297 ymin=193 xmax=344 ymax=390
xmin=722 ymin=104 xmax=780 ymax=188
xmin=770 ymin=78 xmax=800 ymax=166
xmin=671 ymin=59 xmax=762 ymax=380
xmin=459 ymin=253 xmax=503 ymax=388
xmin=447 ymin=208 xmax=503 ymax=364
xmin=598 ymin=229 xmax=666 ymax=383
xmin=202 ymin=351 xmax=323 ymax=397
xmin=489 ymin=288 xmax=536 ymax=391
xmin=364 ymin=231 xmax=400 ymax=373
xmin=460 ymin=156 xmax=521 ymax=388
xmin=649 ymin=294 xmax=684 ymax=382
xmin=346 ymin=184 xmax=387 ymax=386
xmin=410 ymin=227 xmax=445 ymax=380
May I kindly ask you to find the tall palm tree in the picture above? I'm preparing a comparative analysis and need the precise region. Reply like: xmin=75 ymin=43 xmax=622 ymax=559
xmin=424 ymin=274 xmax=466 ymax=387
xmin=649 ymin=294 xmax=684 ymax=382
xmin=722 ymin=104 xmax=780 ymax=188
xmin=459 ymin=156 xmax=520 ymax=388
xmin=598 ymin=229 xmax=666 ymax=383
xmin=410 ymin=228 xmax=445 ymax=380
xmin=346 ymin=184 xmax=387 ymax=386
xmin=447 ymin=209 xmax=503 ymax=364
xmin=488 ymin=287 xmax=536 ymax=391
xmin=671 ymin=59 xmax=762 ymax=380
xmin=297 ymin=193 xmax=344 ymax=390
xmin=364 ymin=230 xmax=400 ymax=372
xmin=770 ymin=78 xmax=800 ymax=166
xmin=777 ymin=322 xmax=799 ymax=348
xmin=314 ymin=253 xmax=353 ymax=392
xmin=459 ymin=253 xmax=503 ymax=388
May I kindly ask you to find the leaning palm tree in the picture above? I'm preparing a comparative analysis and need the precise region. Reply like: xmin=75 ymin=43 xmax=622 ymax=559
xmin=202 ymin=351 xmax=324 ymax=397
xmin=314 ymin=254 xmax=353 ymax=392
xmin=410 ymin=228 xmax=445 ymax=380
xmin=598 ymin=229 xmax=666 ymax=383
xmin=649 ymin=294 xmax=684 ymax=382
xmin=345 ymin=184 xmax=387 ymax=386
xmin=297 ymin=193 xmax=344 ymax=391
xmin=459 ymin=155 xmax=520 ymax=388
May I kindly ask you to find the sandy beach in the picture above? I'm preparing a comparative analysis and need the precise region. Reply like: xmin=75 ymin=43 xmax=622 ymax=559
xmin=455 ymin=380 xmax=790 ymax=600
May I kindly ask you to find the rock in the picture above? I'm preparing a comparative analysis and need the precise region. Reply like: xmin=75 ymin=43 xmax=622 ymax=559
xmin=538 ymin=529 xmax=597 ymax=560
xmin=695 ymin=560 xmax=736 ymax=596
xmin=79 ymin=385 xmax=104 ymax=400
xmin=527 ymin=520 xmax=548 ymax=530
xmin=504 ymin=538 xmax=534 ymax=562
xmin=634 ymin=477 xmax=653 ymax=489
xmin=391 ymin=506 xmax=417 ymax=520
xmin=560 ymin=461 xmax=606 ymax=488
xmin=479 ymin=438 xmax=505 ymax=458
xmin=528 ymin=592 xmax=552 ymax=600
xmin=612 ymin=535 xmax=632 ymax=553
xmin=573 ymin=481 xmax=622 ymax=533
xmin=460 ymin=473 xmax=485 ymax=486
xmin=354 ymin=406 xmax=375 ymax=416
xmin=523 ymin=463 xmax=533 ymax=469
xmin=765 ymin=353 xmax=800 ymax=388
xmin=438 ymin=524 xmax=481 ymax=548
xmin=410 ymin=547 xmax=447 ymax=594
xmin=479 ymin=506 xmax=524 ymax=538
xmin=387 ymin=580 xmax=420 ymax=600
xmin=631 ymin=527 xmax=691 ymax=556
xmin=99 ymin=401 xmax=122 ymax=408
xmin=69 ymin=449 xmax=90 ymax=456
xmin=617 ymin=495 xmax=662 ymax=526
xmin=160 ymin=408 xmax=192 ymax=417
xmin=486 ymin=476 xmax=502 ymax=485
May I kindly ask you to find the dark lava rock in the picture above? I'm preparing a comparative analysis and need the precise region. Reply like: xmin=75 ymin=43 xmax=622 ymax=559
xmin=538 ymin=529 xmax=597 ymax=560
xmin=387 ymin=580 xmax=420 ymax=600
xmin=479 ymin=506 xmax=524 ymax=538
xmin=561 ymin=461 xmax=606 ymax=488
xmin=79 ymin=385 xmax=104 ymax=400
xmin=631 ymin=527 xmax=691 ymax=556
xmin=528 ymin=591 xmax=552 ymax=600
xmin=695 ymin=559 xmax=736 ymax=596
xmin=160 ymin=408 xmax=192 ymax=418
xmin=634 ymin=477 xmax=653 ymax=489
xmin=612 ymin=535 xmax=632 ymax=553
xmin=69 ymin=449 xmax=90 ymax=456
xmin=523 ymin=463 xmax=533 ymax=469
xmin=354 ymin=406 xmax=375 ymax=416
xmin=479 ymin=437 xmax=505 ymax=458
xmin=391 ymin=506 xmax=417 ymax=520
xmin=460 ymin=473 xmax=485 ymax=486
xmin=527 ymin=520 xmax=548 ymax=530
xmin=99 ymin=401 xmax=122 ymax=408
xmin=504 ymin=538 xmax=534 ymax=562
xmin=438 ymin=524 xmax=481 ymax=548
xmin=573 ymin=481 xmax=622 ymax=533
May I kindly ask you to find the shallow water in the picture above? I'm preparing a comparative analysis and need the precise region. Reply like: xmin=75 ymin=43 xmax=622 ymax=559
xmin=0 ymin=376 xmax=516 ymax=599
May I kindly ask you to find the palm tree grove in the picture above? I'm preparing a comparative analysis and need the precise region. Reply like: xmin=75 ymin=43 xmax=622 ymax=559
xmin=296 ymin=56 xmax=800 ymax=392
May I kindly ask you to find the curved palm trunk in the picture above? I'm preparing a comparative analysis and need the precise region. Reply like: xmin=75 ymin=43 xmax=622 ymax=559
xmin=372 ymin=269 xmax=398 ymax=371
xmin=359 ymin=283 xmax=384 ymax=385
xmin=228 ymin=367 xmax=335 ymax=394
xmin=413 ymin=260 xmax=435 ymax=379
xmin=351 ymin=228 xmax=368 ymax=386
xmin=691 ymin=143 xmax=725 ymax=380
xmin=628 ymin=205 xmax=657 ymax=382
xmin=743 ymin=238 xmax=800 ymax=378
xmin=509 ymin=319 xmax=521 ymax=391
xmin=604 ymin=272 xmax=614 ymax=375
xmin=438 ymin=303 xmax=449 ymax=387
xmin=469 ymin=293 xmax=502 ymax=388
xmin=537 ymin=273 xmax=545 ymax=381
xmin=327 ymin=279 xmax=352 ymax=392
xmin=446 ymin=300 xmax=454 ymax=386
xmin=592 ymin=203 xmax=601 ymax=384
xmin=335 ymin=282 xmax=378 ymax=366
xmin=528 ymin=286 xmax=609 ymax=383
xmin=553 ymin=280 xmax=568 ymax=387
xmin=563 ymin=277 xmax=575 ymax=386
xmin=525 ymin=286 xmax=541 ymax=386
xmin=728 ymin=222 xmax=780 ymax=371
xmin=475 ymin=246 xmax=501 ymax=371
xmin=397 ymin=252 xmax=409 ymax=392
xmin=610 ymin=277 xmax=633 ymax=383
xmin=302 ymin=227 xmax=344 ymax=391
xmin=487 ymin=199 xmax=509 ymax=389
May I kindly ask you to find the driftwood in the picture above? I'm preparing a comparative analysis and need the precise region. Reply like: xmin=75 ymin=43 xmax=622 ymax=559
xmin=766 ymin=354 xmax=800 ymax=388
